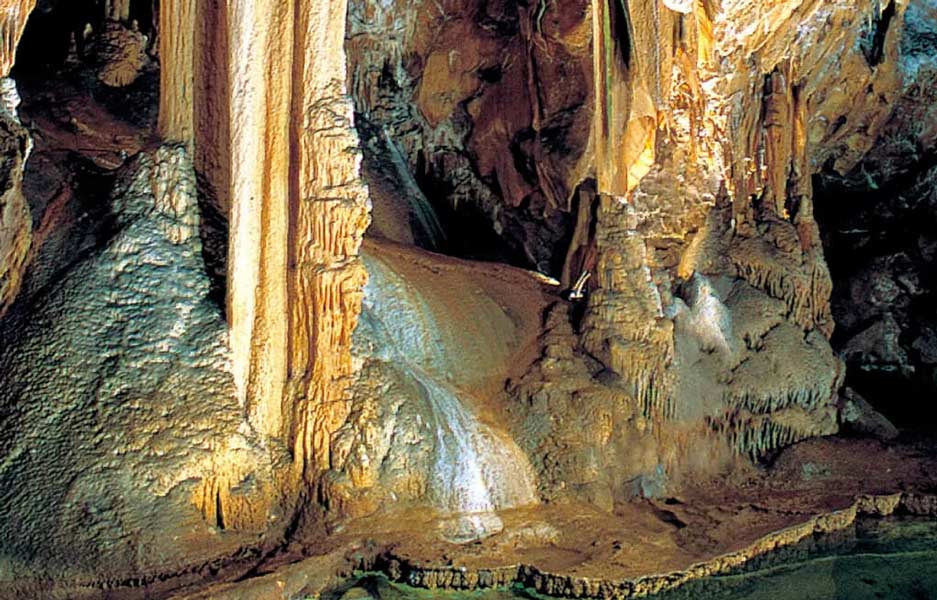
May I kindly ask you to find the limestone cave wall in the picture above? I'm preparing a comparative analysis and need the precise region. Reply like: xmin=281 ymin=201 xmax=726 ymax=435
xmin=0 ymin=0 xmax=933 ymax=595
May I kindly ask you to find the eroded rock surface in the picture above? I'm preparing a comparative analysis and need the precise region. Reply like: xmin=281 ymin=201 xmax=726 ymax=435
xmin=0 ymin=147 xmax=271 ymax=591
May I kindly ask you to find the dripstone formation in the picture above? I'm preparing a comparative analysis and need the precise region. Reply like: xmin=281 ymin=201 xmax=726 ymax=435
xmin=0 ymin=0 xmax=935 ymax=597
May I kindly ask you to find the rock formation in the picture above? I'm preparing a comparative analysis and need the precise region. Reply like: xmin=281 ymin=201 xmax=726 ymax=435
xmin=0 ymin=0 xmax=934 ymax=596
xmin=0 ymin=0 xmax=35 ymax=319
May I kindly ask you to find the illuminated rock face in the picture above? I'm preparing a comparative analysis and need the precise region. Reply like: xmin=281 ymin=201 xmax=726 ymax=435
xmin=0 ymin=147 xmax=267 ymax=586
xmin=347 ymin=0 xmax=932 ymax=470
xmin=336 ymin=250 xmax=539 ymax=541
xmin=0 ymin=0 xmax=35 ymax=318
xmin=0 ymin=0 xmax=934 ymax=591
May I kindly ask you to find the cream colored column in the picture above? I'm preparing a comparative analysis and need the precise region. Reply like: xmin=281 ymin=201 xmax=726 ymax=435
xmin=225 ymin=0 xmax=292 ymax=438
xmin=157 ymin=0 xmax=195 ymax=143
xmin=288 ymin=0 xmax=370 ymax=479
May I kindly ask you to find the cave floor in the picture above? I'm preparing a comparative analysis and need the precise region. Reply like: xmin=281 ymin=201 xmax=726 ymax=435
xmin=178 ymin=434 xmax=937 ymax=599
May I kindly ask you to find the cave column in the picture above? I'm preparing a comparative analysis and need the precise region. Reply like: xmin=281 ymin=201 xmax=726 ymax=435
xmin=168 ymin=0 xmax=370 ymax=482
xmin=582 ymin=0 xmax=676 ymax=420
xmin=288 ymin=0 xmax=370 ymax=480
xmin=224 ymin=0 xmax=293 ymax=438
xmin=157 ymin=0 xmax=195 ymax=143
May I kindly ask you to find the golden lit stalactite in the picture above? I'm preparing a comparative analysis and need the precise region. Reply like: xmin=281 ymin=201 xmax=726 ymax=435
xmin=592 ymin=0 xmax=669 ymax=197
xmin=105 ymin=0 xmax=131 ymax=22
xmin=0 ymin=0 xmax=34 ymax=76
xmin=157 ymin=0 xmax=195 ymax=144
xmin=287 ymin=0 xmax=370 ymax=482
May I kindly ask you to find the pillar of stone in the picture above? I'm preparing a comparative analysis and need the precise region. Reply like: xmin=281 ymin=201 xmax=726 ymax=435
xmin=157 ymin=0 xmax=195 ymax=143
xmin=161 ymin=0 xmax=370 ymax=485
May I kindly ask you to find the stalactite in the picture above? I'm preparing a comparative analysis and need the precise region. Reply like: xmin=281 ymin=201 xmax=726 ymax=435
xmin=105 ymin=0 xmax=131 ymax=23
xmin=711 ymin=405 xmax=837 ymax=459
xmin=730 ymin=243 xmax=833 ymax=332
xmin=591 ymin=0 xmax=665 ymax=196
xmin=0 ymin=0 xmax=36 ymax=77
xmin=154 ymin=0 xmax=369 ymax=518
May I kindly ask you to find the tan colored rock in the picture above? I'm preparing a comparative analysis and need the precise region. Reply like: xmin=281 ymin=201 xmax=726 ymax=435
xmin=0 ymin=0 xmax=35 ymax=78
xmin=0 ymin=0 xmax=35 ymax=318
xmin=0 ymin=113 xmax=30 ymax=319
xmin=159 ymin=0 xmax=370 ymax=509
xmin=93 ymin=21 xmax=148 ymax=88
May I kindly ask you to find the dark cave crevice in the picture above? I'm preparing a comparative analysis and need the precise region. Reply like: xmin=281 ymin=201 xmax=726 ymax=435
xmin=814 ymin=154 xmax=937 ymax=432
xmin=861 ymin=0 xmax=897 ymax=68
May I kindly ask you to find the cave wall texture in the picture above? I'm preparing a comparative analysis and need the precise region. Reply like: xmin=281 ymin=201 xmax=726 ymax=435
xmin=0 ymin=0 xmax=934 ymax=593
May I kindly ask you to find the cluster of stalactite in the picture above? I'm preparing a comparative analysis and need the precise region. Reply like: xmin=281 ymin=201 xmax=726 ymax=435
xmin=710 ymin=405 xmax=838 ymax=460
xmin=580 ymin=0 xmax=905 ymax=457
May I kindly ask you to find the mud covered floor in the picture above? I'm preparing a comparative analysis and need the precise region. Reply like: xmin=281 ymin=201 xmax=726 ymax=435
xmin=178 ymin=434 xmax=937 ymax=599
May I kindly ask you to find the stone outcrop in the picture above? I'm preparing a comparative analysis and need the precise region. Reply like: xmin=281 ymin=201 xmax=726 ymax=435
xmin=0 ymin=146 xmax=269 ymax=590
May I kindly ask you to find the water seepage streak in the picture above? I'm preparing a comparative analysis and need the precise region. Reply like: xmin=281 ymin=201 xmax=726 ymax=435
xmin=361 ymin=252 xmax=538 ymax=542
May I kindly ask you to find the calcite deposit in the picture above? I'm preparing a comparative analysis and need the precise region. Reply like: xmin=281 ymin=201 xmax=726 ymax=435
xmin=0 ymin=0 xmax=935 ymax=598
